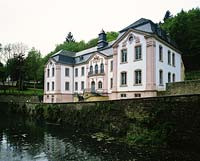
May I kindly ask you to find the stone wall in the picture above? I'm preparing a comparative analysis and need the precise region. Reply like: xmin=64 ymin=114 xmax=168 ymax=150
xmin=0 ymin=94 xmax=200 ymax=150
xmin=158 ymin=80 xmax=200 ymax=96
xmin=0 ymin=94 xmax=42 ymax=103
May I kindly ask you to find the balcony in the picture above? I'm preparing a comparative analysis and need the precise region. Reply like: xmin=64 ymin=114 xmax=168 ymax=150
xmin=88 ymin=70 xmax=105 ymax=77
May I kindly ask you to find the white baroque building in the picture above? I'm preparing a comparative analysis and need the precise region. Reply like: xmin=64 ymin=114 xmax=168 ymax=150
xmin=44 ymin=18 xmax=185 ymax=103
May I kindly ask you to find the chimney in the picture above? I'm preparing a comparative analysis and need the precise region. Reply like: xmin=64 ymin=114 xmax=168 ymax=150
xmin=97 ymin=29 xmax=108 ymax=49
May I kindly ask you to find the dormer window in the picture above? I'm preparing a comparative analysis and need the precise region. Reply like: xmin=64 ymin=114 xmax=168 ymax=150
xmin=80 ymin=56 xmax=83 ymax=61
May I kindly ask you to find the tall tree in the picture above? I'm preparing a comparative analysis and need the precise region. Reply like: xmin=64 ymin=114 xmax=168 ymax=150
xmin=161 ymin=8 xmax=200 ymax=71
xmin=25 ymin=48 xmax=43 ymax=88
xmin=4 ymin=43 xmax=28 ymax=90
xmin=0 ymin=62 xmax=6 ymax=93
xmin=163 ymin=10 xmax=172 ymax=22
xmin=65 ymin=32 xmax=75 ymax=43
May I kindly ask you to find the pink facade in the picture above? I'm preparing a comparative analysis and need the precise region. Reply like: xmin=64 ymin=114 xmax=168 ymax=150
xmin=44 ymin=18 xmax=184 ymax=103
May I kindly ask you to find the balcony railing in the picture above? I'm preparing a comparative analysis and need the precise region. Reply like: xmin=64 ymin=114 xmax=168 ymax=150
xmin=88 ymin=70 xmax=105 ymax=76
xmin=83 ymin=88 xmax=108 ymax=96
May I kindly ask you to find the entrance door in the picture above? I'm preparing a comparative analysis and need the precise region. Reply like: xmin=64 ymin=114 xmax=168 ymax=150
xmin=91 ymin=81 xmax=95 ymax=93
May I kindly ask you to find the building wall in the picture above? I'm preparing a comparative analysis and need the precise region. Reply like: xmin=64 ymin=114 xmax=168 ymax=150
xmin=116 ymin=32 xmax=147 ymax=93
xmin=73 ymin=64 xmax=87 ymax=94
xmin=87 ymin=53 xmax=108 ymax=92
xmin=44 ymin=60 xmax=57 ymax=103
xmin=60 ymin=65 xmax=73 ymax=94
xmin=43 ymin=31 xmax=184 ymax=103
xmin=155 ymin=40 xmax=182 ymax=91
xmin=107 ymin=58 xmax=113 ymax=94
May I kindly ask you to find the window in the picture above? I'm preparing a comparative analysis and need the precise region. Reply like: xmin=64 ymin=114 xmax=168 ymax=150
xmin=75 ymin=68 xmax=78 ymax=77
xmin=135 ymin=93 xmax=141 ymax=97
xmin=47 ymin=82 xmax=49 ymax=91
xmin=135 ymin=70 xmax=142 ymax=85
xmin=81 ymin=67 xmax=85 ymax=76
xmin=90 ymin=65 xmax=93 ymax=74
xmin=81 ymin=81 xmax=84 ymax=90
xmin=168 ymin=72 xmax=171 ymax=83
xmin=135 ymin=45 xmax=142 ymax=60
xmin=95 ymin=64 xmax=98 ymax=74
xmin=52 ymin=81 xmax=54 ymax=91
xmin=98 ymin=81 xmax=102 ymax=89
xmin=79 ymin=56 xmax=83 ymax=61
xmin=100 ymin=63 xmax=104 ymax=73
xmin=121 ymin=72 xmax=127 ymax=86
xmin=75 ymin=82 xmax=78 ymax=91
xmin=110 ymin=78 xmax=113 ymax=89
xmin=168 ymin=50 xmax=171 ymax=65
xmin=65 ymin=68 xmax=69 ymax=77
xmin=159 ymin=45 xmax=163 ymax=62
xmin=51 ymin=95 xmax=54 ymax=103
xmin=172 ymin=53 xmax=175 ymax=66
xmin=110 ymin=61 xmax=113 ymax=71
xmin=47 ymin=69 xmax=50 ymax=77
xmin=121 ymin=93 xmax=126 ymax=98
xmin=121 ymin=49 xmax=127 ymax=63
xmin=172 ymin=73 xmax=175 ymax=82
xmin=52 ymin=67 xmax=55 ymax=77
xmin=159 ymin=70 xmax=163 ymax=85
xmin=65 ymin=82 xmax=69 ymax=91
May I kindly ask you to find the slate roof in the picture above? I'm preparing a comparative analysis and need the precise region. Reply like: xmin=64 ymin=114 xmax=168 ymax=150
xmin=51 ymin=41 xmax=115 ymax=65
xmin=50 ymin=18 xmax=178 ymax=65
xmin=120 ymin=18 xmax=177 ymax=47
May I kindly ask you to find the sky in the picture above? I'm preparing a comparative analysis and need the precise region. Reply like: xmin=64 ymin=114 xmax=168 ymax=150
xmin=0 ymin=0 xmax=199 ymax=56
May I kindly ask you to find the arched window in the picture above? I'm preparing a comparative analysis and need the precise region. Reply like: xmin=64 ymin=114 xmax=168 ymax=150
xmin=100 ymin=63 xmax=104 ymax=73
xmin=159 ymin=70 xmax=163 ymax=85
xmin=95 ymin=64 xmax=98 ymax=74
xmin=168 ymin=72 xmax=171 ymax=83
xmin=90 ymin=65 xmax=93 ymax=74
xmin=52 ymin=67 xmax=55 ymax=77
xmin=98 ymin=81 xmax=102 ymax=89
xmin=135 ymin=70 xmax=142 ymax=85
xmin=172 ymin=73 xmax=175 ymax=82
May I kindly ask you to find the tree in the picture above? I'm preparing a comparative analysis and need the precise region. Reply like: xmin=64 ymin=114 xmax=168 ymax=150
xmin=65 ymin=32 xmax=75 ymax=43
xmin=161 ymin=8 xmax=200 ymax=71
xmin=163 ymin=10 xmax=172 ymax=22
xmin=4 ymin=43 xmax=28 ymax=90
xmin=25 ymin=48 xmax=43 ymax=88
xmin=0 ymin=62 xmax=6 ymax=93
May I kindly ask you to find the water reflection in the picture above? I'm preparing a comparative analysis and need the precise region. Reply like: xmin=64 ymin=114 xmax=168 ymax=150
xmin=0 ymin=116 xmax=103 ymax=161
xmin=0 ymin=115 xmax=200 ymax=161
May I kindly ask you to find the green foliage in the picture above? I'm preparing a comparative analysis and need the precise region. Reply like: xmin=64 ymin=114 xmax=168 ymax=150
xmin=163 ymin=10 xmax=172 ymax=22
xmin=25 ymin=48 xmax=43 ymax=86
xmin=161 ymin=8 xmax=200 ymax=70
xmin=0 ymin=62 xmax=6 ymax=82
xmin=0 ymin=88 xmax=43 ymax=96
xmin=185 ymin=70 xmax=200 ymax=80
xmin=65 ymin=32 xmax=75 ymax=43
xmin=43 ymin=31 xmax=119 ymax=64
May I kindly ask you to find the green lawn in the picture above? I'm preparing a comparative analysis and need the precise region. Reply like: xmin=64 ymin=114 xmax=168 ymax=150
xmin=0 ymin=88 xmax=44 ymax=96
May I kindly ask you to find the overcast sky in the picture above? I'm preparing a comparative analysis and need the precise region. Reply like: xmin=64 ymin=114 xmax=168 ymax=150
xmin=0 ymin=0 xmax=199 ymax=56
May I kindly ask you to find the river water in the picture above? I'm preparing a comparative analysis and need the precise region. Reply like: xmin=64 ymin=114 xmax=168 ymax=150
xmin=0 ymin=114 xmax=200 ymax=161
